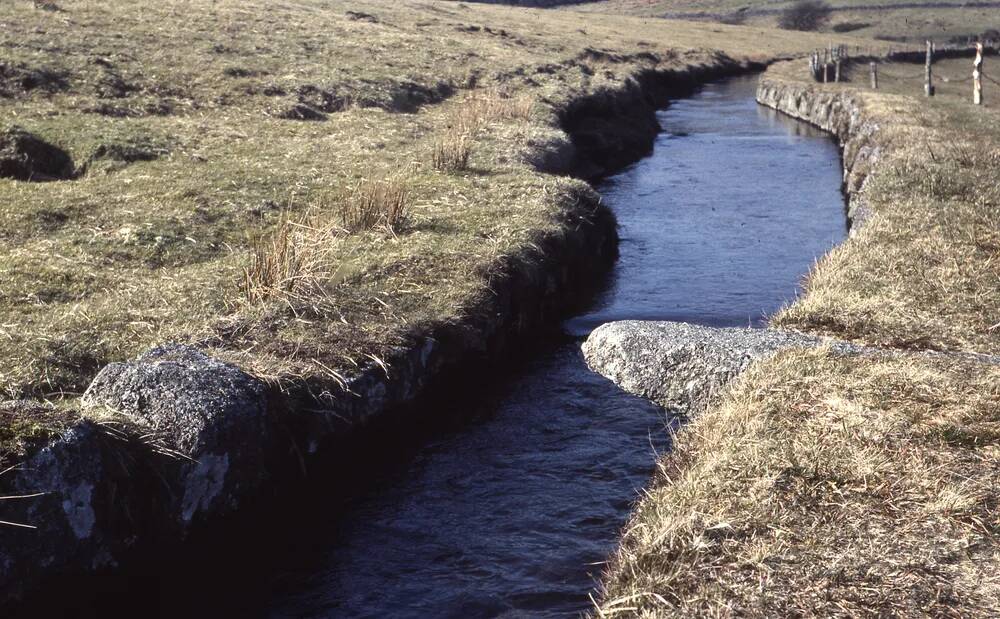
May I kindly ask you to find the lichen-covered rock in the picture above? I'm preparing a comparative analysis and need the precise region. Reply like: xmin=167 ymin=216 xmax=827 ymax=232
xmin=582 ymin=320 xmax=841 ymax=412
xmin=82 ymin=344 xmax=271 ymax=525
xmin=0 ymin=421 xmax=128 ymax=601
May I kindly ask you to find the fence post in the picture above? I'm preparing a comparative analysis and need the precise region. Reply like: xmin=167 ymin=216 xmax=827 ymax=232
xmin=925 ymin=40 xmax=935 ymax=96
xmin=974 ymin=42 xmax=984 ymax=105
xmin=823 ymin=62 xmax=829 ymax=83
xmin=870 ymin=61 xmax=878 ymax=89
xmin=835 ymin=58 xmax=841 ymax=82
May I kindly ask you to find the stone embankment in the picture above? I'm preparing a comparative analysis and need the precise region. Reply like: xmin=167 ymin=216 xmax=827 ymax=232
xmin=756 ymin=76 xmax=877 ymax=230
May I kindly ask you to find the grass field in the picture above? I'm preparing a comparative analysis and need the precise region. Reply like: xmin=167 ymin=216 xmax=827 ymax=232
xmin=772 ymin=56 xmax=1000 ymax=353
xmin=9 ymin=1 xmax=999 ymax=613
xmin=598 ymin=348 xmax=1000 ymax=616
xmin=0 ymin=0 xmax=852 ymax=465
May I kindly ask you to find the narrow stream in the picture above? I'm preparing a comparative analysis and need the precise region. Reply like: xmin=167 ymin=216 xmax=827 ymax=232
xmin=260 ymin=75 xmax=847 ymax=618
xmin=26 ymin=75 xmax=846 ymax=618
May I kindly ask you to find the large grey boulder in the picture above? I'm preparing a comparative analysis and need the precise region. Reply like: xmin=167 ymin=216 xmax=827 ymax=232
xmin=0 ymin=346 xmax=275 ymax=603
xmin=582 ymin=321 xmax=838 ymax=412
xmin=82 ymin=344 xmax=271 ymax=525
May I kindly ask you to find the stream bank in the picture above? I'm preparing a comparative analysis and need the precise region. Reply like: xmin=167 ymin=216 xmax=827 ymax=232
xmin=590 ymin=57 xmax=1000 ymax=616
xmin=0 ymin=57 xmax=767 ymax=609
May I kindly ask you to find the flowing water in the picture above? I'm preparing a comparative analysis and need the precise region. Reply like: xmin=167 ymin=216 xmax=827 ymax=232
xmin=31 ymin=75 xmax=847 ymax=618
xmin=258 ymin=75 xmax=847 ymax=618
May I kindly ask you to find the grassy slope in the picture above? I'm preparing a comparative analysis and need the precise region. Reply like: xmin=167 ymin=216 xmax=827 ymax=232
xmin=600 ymin=349 xmax=1000 ymax=616
xmin=773 ymin=57 xmax=1000 ymax=353
xmin=0 ymin=0 xmax=841 ymax=463
xmin=597 ymin=55 xmax=1000 ymax=615
xmin=568 ymin=0 xmax=1000 ymax=42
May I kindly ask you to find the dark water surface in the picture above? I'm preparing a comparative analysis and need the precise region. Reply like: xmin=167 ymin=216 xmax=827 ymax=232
xmin=29 ymin=76 xmax=845 ymax=618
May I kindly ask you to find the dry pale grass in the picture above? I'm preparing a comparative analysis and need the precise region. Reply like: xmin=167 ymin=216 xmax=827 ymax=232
xmin=241 ymin=213 xmax=343 ymax=306
xmin=454 ymin=89 xmax=536 ymax=135
xmin=432 ymin=90 xmax=537 ymax=172
xmin=597 ymin=347 xmax=1000 ymax=617
xmin=768 ymin=59 xmax=1000 ymax=354
xmin=569 ymin=0 xmax=1000 ymax=43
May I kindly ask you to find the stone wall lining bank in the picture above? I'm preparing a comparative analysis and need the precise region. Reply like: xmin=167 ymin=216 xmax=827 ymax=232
xmin=756 ymin=75 xmax=880 ymax=232
xmin=0 ymin=55 xmax=764 ymax=606
xmin=582 ymin=69 xmax=888 ymax=416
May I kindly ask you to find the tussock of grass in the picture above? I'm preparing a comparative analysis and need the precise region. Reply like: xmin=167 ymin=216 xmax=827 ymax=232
xmin=454 ymin=89 xmax=536 ymax=135
xmin=432 ymin=133 xmax=473 ymax=172
xmin=432 ymin=90 xmax=537 ymax=172
xmin=598 ymin=348 xmax=1000 ymax=617
xmin=338 ymin=176 xmax=411 ymax=234
xmin=242 ymin=214 xmax=332 ymax=305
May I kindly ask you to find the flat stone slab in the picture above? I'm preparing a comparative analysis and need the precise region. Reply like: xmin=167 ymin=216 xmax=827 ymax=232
xmin=582 ymin=320 xmax=841 ymax=412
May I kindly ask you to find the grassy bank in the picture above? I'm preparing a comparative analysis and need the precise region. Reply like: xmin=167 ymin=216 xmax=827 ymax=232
xmin=0 ymin=2 xmax=848 ymax=465
xmin=599 ymin=348 xmax=1000 ymax=616
xmin=596 ymin=56 xmax=1000 ymax=615
xmin=770 ymin=57 xmax=1000 ymax=353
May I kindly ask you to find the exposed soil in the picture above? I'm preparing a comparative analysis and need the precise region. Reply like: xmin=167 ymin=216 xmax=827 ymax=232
xmin=0 ymin=127 xmax=74 ymax=181
xmin=0 ymin=63 xmax=69 ymax=98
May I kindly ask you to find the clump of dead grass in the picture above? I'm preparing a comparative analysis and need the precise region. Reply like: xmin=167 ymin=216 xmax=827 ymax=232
xmin=242 ymin=212 xmax=341 ymax=306
xmin=430 ymin=89 xmax=535 ymax=173
xmin=338 ymin=176 xmax=412 ymax=234
xmin=597 ymin=348 xmax=1000 ymax=617
xmin=455 ymin=88 xmax=534 ymax=135
xmin=243 ymin=215 xmax=304 ymax=304
xmin=431 ymin=132 xmax=473 ymax=172
xmin=243 ymin=174 xmax=414 ymax=307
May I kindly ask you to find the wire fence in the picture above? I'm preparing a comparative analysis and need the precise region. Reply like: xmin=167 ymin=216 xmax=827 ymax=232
xmin=805 ymin=40 xmax=996 ymax=105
